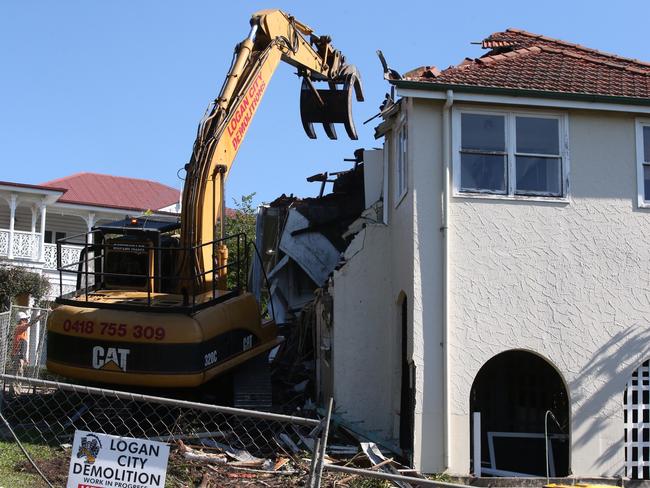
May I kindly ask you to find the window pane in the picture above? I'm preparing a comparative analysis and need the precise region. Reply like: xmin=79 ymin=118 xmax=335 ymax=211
xmin=516 ymin=156 xmax=561 ymax=195
xmin=461 ymin=113 xmax=505 ymax=151
xmin=516 ymin=117 xmax=559 ymax=155
xmin=460 ymin=153 xmax=506 ymax=192
xmin=644 ymin=127 xmax=650 ymax=162
xmin=644 ymin=165 xmax=650 ymax=201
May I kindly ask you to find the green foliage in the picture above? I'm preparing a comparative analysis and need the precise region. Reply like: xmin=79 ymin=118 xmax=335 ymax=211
xmin=0 ymin=266 xmax=50 ymax=304
xmin=348 ymin=478 xmax=391 ymax=488
xmin=225 ymin=193 xmax=257 ymax=290
xmin=225 ymin=192 xmax=257 ymax=245
xmin=427 ymin=472 xmax=454 ymax=482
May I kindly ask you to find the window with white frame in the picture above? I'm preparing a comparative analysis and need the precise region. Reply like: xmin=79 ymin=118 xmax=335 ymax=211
xmin=636 ymin=120 xmax=650 ymax=207
xmin=395 ymin=123 xmax=408 ymax=203
xmin=455 ymin=110 xmax=567 ymax=198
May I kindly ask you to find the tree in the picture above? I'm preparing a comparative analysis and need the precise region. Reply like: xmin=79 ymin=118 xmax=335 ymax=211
xmin=224 ymin=193 xmax=257 ymax=289
xmin=225 ymin=192 xmax=257 ymax=245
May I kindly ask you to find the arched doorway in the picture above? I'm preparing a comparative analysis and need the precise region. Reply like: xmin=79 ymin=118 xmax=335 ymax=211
xmin=470 ymin=350 xmax=569 ymax=477
xmin=624 ymin=360 xmax=650 ymax=479
xmin=397 ymin=294 xmax=414 ymax=462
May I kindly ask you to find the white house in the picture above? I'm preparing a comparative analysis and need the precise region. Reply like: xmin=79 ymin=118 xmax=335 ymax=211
xmin=0 ymin=172 xmax=180 ymax=300
xmin=328 ymin=29 xmax=650 ymax=480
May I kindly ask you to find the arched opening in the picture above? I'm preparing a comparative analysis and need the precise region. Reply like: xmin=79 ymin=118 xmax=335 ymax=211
xmin=397 ymin=293 xmax=414 ymax=462
xmin=624 ymin=360 xmax=650 ymax=479
xmin=470 ymin=350 xmax=569 ymax=477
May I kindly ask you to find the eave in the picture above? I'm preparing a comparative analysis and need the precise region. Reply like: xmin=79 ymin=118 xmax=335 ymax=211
xmin=391 ymin=80 xmax=650 ymax=113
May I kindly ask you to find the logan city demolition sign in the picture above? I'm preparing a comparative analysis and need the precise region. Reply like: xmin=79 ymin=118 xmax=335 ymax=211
xmin=67 ymin=431 xmax=169 ymax=488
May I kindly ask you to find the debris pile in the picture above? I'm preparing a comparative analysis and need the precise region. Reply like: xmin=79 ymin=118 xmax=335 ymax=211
xmin=253 ymin=153 xmax=369 ymax=412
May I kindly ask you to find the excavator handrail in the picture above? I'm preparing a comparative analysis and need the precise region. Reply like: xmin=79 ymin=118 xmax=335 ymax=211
xmin=55 ymin=231 xmax=250 ymax=314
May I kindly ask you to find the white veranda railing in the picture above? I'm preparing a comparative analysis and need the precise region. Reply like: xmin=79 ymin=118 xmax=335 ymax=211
xmin=12 ymin=230 xmax=39 ymax=259
xmin=43 ymin=243 xmax=82 ymax=270
xmin=0 ymin=229 xmax=8 ymax=256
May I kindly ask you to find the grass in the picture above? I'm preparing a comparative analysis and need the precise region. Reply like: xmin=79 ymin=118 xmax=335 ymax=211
xmin=347 ymin=478 xmax=391 ymax=488
xmin=0 ymin=441 xmax=58 ymax=488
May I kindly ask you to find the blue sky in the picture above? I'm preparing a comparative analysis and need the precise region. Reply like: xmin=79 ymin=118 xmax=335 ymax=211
xmin=1 ymin=1 xmax=648 ymax=206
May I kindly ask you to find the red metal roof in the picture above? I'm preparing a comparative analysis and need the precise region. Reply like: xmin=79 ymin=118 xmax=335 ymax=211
xmin=401 ymin=29 xmax=650 ymax=100
xmin=41 ymin=173 xmax=180 ymax=212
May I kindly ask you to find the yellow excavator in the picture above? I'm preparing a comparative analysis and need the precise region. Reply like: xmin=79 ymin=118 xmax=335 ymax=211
xmin=45 ymin=9 xmax=363 ymax=390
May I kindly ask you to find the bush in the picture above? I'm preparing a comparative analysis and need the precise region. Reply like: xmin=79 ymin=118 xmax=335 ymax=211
xmin=0 ymin=266 xmax=51 ymax=306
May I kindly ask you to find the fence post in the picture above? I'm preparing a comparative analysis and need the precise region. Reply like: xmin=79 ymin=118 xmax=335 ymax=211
xmin=313 ymin=397 xmax=334 ymax=488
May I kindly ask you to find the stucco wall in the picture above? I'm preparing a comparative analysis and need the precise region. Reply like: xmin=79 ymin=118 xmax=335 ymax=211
xmin=332 ymin=224 xmax=396 ymax=438
xmin=446 ymin=107 xmax=650 ymax=476
xmin=408 ymin=100 xmax=446 ymax=472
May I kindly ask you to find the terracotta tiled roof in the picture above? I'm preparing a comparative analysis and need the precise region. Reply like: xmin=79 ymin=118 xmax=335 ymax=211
xmin=41 ymin=173 xmax=180 ymax=212
xmin=401 ymin=28 xmax=650 ymax=100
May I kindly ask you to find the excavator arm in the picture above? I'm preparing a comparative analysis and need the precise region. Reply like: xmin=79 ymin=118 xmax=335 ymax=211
xmin=180 ymin=9 xmax=363 ymax=291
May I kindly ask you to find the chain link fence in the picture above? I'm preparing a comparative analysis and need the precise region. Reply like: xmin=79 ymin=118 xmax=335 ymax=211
xmin=0 ymin=305 xmax=50 ymax=379
xmin=0 ymin=307 xmax=467 ymax=487
xmin=0 ymin=374 xmax=329 ymax=487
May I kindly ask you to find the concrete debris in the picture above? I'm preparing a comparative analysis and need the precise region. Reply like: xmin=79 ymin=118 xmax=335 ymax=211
xmin=361 ymin=442 xmax=414 ymax=488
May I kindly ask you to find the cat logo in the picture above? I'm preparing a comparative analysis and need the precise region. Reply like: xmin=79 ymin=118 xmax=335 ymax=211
xmin=92 ymin=346 xmax=130 ymax=372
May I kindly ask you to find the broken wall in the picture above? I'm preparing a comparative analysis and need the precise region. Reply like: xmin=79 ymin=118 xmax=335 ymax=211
xmin=332 ymin=224 xmax=397 ymax=442
xmin=330 ymin=110 xmax=446 ymax=469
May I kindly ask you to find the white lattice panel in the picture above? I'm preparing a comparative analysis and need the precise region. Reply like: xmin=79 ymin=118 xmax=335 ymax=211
xmin=61 ymin=245 xmax=82 ymax=267
xmin=43 ymin=243 xmax=82 ymax=269
xmin=0 ymin=230 xmax=8 ymax=256
xmin=43 ymin=243 xmax=56 ymax=268
xmin=625 ymin=360 xmax=650 ymax=479
xmin=12 ymin=231 xmax=38 ymax=259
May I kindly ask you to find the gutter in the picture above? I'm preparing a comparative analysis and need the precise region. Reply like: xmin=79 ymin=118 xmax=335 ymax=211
xmin=390 ymin=80 xmax=650 ymax=107
xmin=442 ymin=89 xmax=453 ymax=472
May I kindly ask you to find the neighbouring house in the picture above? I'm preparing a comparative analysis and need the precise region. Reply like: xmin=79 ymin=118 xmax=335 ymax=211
xmin=0 ymin=172 xmax=180 ymax=301
xmin=324 ymin=29 xmax=650 ymax=479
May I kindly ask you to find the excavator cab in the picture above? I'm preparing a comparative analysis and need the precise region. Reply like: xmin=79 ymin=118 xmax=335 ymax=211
xmin=89 ymin=217 xmax=180 ymax=293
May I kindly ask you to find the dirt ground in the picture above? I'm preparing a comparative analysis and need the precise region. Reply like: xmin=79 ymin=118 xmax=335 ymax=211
xmin=17 ymin=448 xmax=382 ymax=488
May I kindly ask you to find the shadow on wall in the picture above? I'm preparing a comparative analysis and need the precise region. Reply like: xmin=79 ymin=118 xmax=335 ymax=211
xmin=569 ymin=325 xmax=650 ymax=473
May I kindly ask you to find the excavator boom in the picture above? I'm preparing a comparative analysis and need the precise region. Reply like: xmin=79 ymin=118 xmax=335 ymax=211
xmin=181 ymin=10 xmax=363 ymax=291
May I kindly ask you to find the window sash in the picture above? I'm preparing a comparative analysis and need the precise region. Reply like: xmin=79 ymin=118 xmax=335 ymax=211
xmin=459 ymin=150 xmax=508 ymax=194
xmin=514 ymin=155 xmax=562 ymax=196
xmin=456 ymin=110 xmax=565 ymax=198
xmin=395 ymin=123 xmax=408 ymax=202
xmin=636 ymin=121 xmax=650 ymax=207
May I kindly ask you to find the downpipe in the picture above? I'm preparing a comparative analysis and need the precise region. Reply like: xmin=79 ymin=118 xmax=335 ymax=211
xmin=442 ymin=89 xmax=453 ymax=472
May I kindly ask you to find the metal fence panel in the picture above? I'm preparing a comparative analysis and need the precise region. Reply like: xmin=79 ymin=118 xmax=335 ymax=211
xmin=0 ymin=374 xmax=324 ymax=487
xmin=1 ymin=305 xmax=50 ymax=380
xmin=0 ymin=311 xmax=10 ymax=375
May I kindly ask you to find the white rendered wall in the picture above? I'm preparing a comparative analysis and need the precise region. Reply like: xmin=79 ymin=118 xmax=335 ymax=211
xmin=442 ymin=106 xmax=650 ymax=477
xmin=408 ymin=100 xmax=446 ymax=473
xmin=332 ymin=224 xmax=396 ymax=438
xmin=331 ymin=100 xmax=446 ymax=472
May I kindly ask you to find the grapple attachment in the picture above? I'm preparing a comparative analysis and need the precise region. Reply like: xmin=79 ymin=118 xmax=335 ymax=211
xmin=300 ymin=65 xmax=364 ymax=140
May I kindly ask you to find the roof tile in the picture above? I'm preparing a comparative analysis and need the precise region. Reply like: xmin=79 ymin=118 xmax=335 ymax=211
xmin=404 ymin=29 xmax=650 ymax=100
